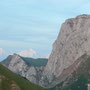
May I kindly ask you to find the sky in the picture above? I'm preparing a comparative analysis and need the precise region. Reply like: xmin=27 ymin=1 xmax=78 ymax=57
xmin=0 ymin=0 xmax=90 ymax=61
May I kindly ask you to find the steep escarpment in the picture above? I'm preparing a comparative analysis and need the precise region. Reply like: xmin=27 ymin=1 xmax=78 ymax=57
xmin=40 ymin=14 xmax=90 ymax=87
xmin=46 ymin=14 xmax=90 ymax=77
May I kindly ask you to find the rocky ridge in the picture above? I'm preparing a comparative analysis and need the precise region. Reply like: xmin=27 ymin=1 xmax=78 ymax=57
xmin=1 ymin=54 xmax=46 ymax=85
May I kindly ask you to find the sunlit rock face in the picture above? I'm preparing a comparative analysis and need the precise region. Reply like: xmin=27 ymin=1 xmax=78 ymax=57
xmin=40 ymin=14 xmax=90 ymax=87
xmin=46 ymin=14 xmax=90 ymax=76
xmin=1 ymin=54 xmax=45 ymax=85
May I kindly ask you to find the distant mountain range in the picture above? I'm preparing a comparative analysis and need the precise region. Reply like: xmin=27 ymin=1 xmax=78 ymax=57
xmin=21 ymin=56 xmax=48 ymax=67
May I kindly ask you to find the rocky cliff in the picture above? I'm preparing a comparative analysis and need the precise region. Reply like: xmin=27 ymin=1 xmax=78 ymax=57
xmin=1 ymin=54 xmax=47 ymax=85
xmin=40 ymin=14 xmax=90 ymax=87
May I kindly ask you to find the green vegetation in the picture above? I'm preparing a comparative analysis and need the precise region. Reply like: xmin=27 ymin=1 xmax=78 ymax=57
xmin=62 ymin=76 xmax=87 ymax=90
xmin=0 ymin=64 xmax=45 ymax=90
xmin=22 ymin=57 xmax=48 ymax=67
xmin=48 ymin=75 xmax=88 ymax=90
xmin=0 ymin=77 xmax=11 ymax=90
xmin=48 ymin=81 xmax=64 ymax=90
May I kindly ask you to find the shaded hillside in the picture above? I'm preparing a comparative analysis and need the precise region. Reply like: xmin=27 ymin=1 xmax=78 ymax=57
xmin=0 ymin=64 xmax=45 ymax=90
xmin=49 ymin=75 xmax=88 ymax=90
xmin=22 ymin=57 xmax=48 ymax=67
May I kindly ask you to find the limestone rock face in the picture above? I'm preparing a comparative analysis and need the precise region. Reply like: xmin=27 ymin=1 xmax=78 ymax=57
xmin=8 ymin=54 xmax=29 ymax=75
xmin=40 ymin=14 xmax=90 ymax=87
xmin=1 ymin=54 xmax=45 ymax=85
xmin=46 ymin=14 xmax=90 ymax=76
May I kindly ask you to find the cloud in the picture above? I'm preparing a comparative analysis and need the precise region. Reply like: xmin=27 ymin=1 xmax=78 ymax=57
xmin=18 ymin=48 xmax=37 ymax=58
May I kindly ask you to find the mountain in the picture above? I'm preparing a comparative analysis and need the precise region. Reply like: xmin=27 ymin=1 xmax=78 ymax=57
xmin=0 ymin=64 xmax=45 ymax=90
xmin=1 ymin=53 xmax=48 ymax=85
xmin=39 ymin=14 xmax=90 ymax=88
xmin=1 ymin=14 xmax=90 ymax=90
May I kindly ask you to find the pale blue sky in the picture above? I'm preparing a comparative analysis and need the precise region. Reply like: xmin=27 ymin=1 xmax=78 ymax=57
xmin=0 ymin=0 xmax=90 ymax=59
